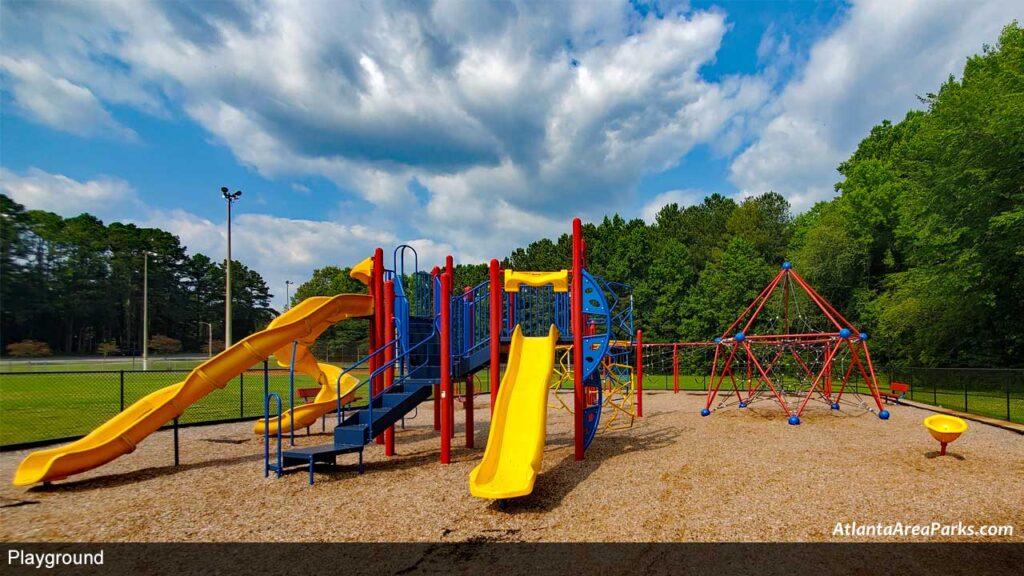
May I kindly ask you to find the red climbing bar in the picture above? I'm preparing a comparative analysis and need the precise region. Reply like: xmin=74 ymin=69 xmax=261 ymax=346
xmin=636 ymin=330 xmax=644 ymax=417
xmin=489 ymin=259 xmax=501 ymax=413
xmin=571 ymin=217 xmax=585 ymax=461
xmin=440 ymin=271 xmax=452 ymax=464
xmin=383 ymin=280 xmax=396 ymax=456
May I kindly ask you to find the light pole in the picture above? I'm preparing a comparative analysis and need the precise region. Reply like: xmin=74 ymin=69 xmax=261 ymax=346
xmin=222 ymin=186 xmax=242 ymax=348
xmin=198 ymin=321 xmax=213 ymax=357
xmin=285 ymin=280 xmax=294 ymax=311
xmin=142 ymin=250 xmax=156 ymax=371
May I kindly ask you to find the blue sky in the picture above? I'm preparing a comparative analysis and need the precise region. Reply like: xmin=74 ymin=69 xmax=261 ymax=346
xmin=1 ymin=0 xmax=1019 ymax=310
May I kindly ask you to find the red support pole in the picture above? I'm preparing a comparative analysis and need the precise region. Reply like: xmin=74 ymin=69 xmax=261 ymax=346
xmin=372 ymin=248 xmax=385 ymax=444
xmin=445 ymin=256 xmax=455 ymax=441
xmin=744 ymin=343 xmax=792 ymax=415
xmin=431 ymin=266 xmax=441 ymax=432
xmin=794 ymin=339 xmax=845 ymax=416
xmin=855 ymin=340 xmax=886 ymax=411
xmin=571 ymin=217 xmax=585 ymax=461
xmin=464 ymin=285 xmax=474 ymax=449
xmin=489 ymin=259 xmax=501 ymax=414
xmin=440 ymin=271 xmax=452 ymax=464
xmin=673 ymin=344 xmax=679 ymax=394
xmin=383 ymin=280 xmax=396 ymax=456
xmin=636 ymin=330 xmax=643 ymax=417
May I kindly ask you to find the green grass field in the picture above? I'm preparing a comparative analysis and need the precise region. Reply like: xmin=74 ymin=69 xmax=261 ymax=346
xmin=0 ymin=358 xmax=207 ymax=373
xmin=1 ymin=364 xmax=1019 ymax=447
xmin=639 ymin=372 xmax=1023 ymax=423
xmin=0 ymin=364 xmax=375 ymax=446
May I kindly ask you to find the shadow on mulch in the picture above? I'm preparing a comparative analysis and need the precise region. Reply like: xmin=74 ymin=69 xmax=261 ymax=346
xmin=924 ymin=451 xmax=966 ymax=460
xmin=26 ymin=453 xmax=265 ymax=493
xmin=495 ymin=424 xmax=682 ymax=514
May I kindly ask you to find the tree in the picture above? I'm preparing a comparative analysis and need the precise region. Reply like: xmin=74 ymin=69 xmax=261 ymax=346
xmin=679 ymin=237 xmax=776 ymax=342
xmin=148 ymin=335 xmax=182 ymax=355
xmin=725 ymin=192 xmax=792 ymax=264
xmin=97 ymin=341 xmax=121 ymax=358
xmin=6 ymin=340 xmax=53 ymax=357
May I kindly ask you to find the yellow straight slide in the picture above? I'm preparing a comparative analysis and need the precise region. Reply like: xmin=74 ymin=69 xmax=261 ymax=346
xmin=12 ymin=294 xmax=373 ymax=486
xmin=469 ymin=324 xmax=558 ymax=500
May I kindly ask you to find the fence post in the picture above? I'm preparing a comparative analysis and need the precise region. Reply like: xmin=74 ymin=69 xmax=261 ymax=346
xmin=963 ymin=379 xmax=968 ymax=413
xmin=119 ymin=370 xmax=125 ymax=412
xmin=173 ymin=417 xmax=180 ymax=466
xmin=240 ymin=371 xmax=245 ymax=418
xmin=932 ymin=373 xmax=937 ymax=406
xmin=672 ymin=344 xmax=679 ymax=394
xmin=1007 ymin=374 xmax=1011 ymax=422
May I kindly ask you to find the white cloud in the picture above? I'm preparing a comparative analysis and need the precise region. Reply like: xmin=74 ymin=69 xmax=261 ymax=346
xmin=0 ymin=167 xmax=404 ymax=311
xmin=640 ymin=189 xmax=706 ymax=223
xmin=0 ymin=56 xmax=137 ymax=139
xmin=0 ymin=0 xmax=766 ymax=262
xmin=729 ymin=0 xmax=1023 ymax=211
xmin=0 ymin=167 xmax=139 ymax=218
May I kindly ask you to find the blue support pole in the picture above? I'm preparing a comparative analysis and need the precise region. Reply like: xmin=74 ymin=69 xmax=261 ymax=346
xmin=289 ymin=340 xmax=297 ymax=447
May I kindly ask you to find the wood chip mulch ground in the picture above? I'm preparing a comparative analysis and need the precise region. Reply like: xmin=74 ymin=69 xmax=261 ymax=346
xmin=0 ymin=392 xmax=1020 ymax=542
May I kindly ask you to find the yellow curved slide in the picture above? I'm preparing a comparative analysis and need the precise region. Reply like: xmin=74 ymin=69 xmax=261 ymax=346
xmin=12 ymin=294 xmax=373 ymax=486
xmin=251 ymin=298 xmax=363 ymax=435
xmin=469 ymin=324 xmax=558 ymax=500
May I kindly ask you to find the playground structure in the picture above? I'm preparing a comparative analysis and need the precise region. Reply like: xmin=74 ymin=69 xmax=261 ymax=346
xmin=700 ymin=262 xmax=889 ymax=425
xmin=12 ymin=218 xmax=637 ymax=502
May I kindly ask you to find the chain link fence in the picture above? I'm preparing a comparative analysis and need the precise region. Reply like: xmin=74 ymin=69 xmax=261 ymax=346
xmin=0 ymin=366 xmax=337 ymax=448
xmin=889 ymin=367 xmax=1023 ymax=424
xmin=0 ymin=361 xmax=497 ymax=449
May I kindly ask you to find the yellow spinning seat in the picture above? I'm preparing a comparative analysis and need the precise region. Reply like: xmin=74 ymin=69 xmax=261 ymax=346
xmin=923 ymin=415 xmax=968 ymax=456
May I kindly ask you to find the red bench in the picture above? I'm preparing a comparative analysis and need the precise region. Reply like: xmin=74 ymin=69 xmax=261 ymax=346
xmin=881 ymin=382 xmax=910 ymax=405
xmin=297 ymin=387 xmax=321 ymax=403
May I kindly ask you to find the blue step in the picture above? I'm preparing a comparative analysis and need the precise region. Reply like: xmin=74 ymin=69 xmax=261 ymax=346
xmin=334 ymin=424 xmax=368 ymax=446
xmin=282 ymin=443 xmax=362 ymax=465
xmin=334 ymin=382 xmax=432 ymax=444
xmin=279 ymin=443 xmax=364 ymax=485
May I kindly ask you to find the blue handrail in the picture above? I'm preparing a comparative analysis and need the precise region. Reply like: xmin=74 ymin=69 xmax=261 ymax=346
xmin=333 ymin=309 xmax=440 ymax=428
xmin=288 ymin=340 xmax=297 ymax=446
xmin=264 ymin=392 xmax=283 ymax=478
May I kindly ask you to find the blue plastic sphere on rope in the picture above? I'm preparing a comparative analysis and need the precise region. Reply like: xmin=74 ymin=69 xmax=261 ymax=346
xmin=739 ymin=402 xmax=748 ymax=409
xmin=831 ymin=403 xmax=841 ymax=411
xmin=859 ymin=332 xmax=869 ymax=341
xmin=735 ymin=332 xmax=746 ymax=342
xmin=782 ymin=261 xmax=793 ymax=270
xmin=788 ymin=415 xmax=800 ymax=425
xmin=701 ymin=408 xmax=711 ymax=417
xmin=714 ymin=337 xmax=722 ymax=344
xmin=879 ymin=410 xmax=890 ymax=420
xmin=839 ymin=328 xmax=852 ymax=339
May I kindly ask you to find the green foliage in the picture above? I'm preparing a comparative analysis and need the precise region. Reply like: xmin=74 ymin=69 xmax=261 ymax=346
xmin=292 ymin=266 xmax=370 ymax=352
xmin=679 ymin=238 xmax=776 ymax=341
xmin=0 ymin=196 xmax=274 ymax=355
